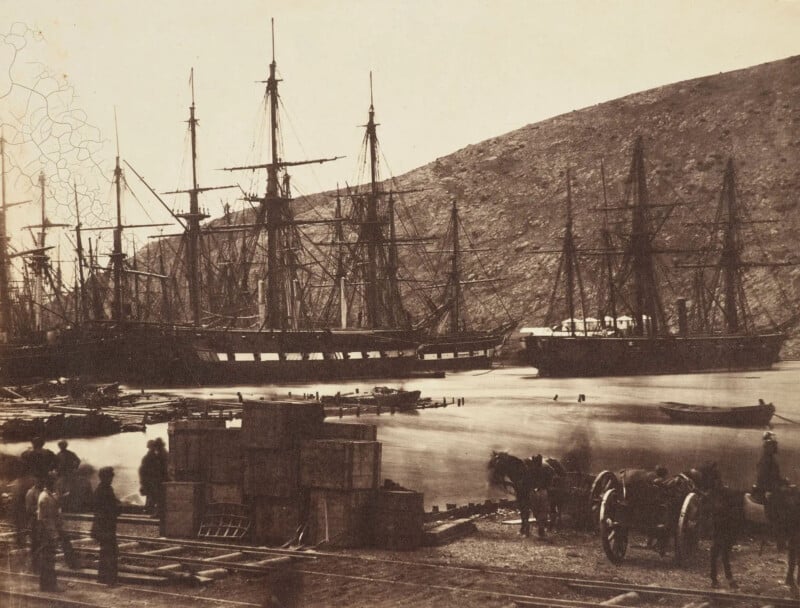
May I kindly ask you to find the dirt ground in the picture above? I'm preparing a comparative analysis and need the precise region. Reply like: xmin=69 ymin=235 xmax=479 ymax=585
xmin=2 ymin=508 xmax=798 ymax=607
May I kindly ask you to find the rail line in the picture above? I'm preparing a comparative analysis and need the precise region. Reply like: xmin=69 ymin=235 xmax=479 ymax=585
xmin=3 ymin=531 xmax=796 ymax=607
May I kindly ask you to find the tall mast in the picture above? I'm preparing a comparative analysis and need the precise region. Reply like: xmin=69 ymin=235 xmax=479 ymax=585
xmin=0 ymin=135 xmax=10 ymax=336
xmin=184 ymin=69 xmax=205 ymax=326
xmin=449 ymin=200 xmax=462 ymax=334
xmin=74 ymin=183 xmax=88 ymax=323
xmin=111 ymin=113 xmax=125 ymax=322
xmin=34 ymin=172 xmax=47 ymax=331
xmin=564 ymin=170 xmax=577 ymax=337
xmin=600 ymin=160 xmax=617 ymax=331
xmin=364 ymin=72 xmax=381 ymax=327
xmin=720 ymin=158 xmax=741 ymax=332
xmin=628 ymin=137 xmax=661 ymax=336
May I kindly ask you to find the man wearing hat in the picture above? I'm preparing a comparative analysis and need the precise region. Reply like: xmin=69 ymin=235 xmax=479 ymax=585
xmin=21 ymin=437 xmax=57 ymax=482
xmin=55 ymin=440 xmax=80 ymax=512
xmin=139 ymin=440 xmax=160 ymax=514
xmin=755 ymin=431 xmax=786 ymax=500
xmin=93 ymin=467 xmax=120 ymax=585
xmin=37 ymin=473 xmax=61 ymax=591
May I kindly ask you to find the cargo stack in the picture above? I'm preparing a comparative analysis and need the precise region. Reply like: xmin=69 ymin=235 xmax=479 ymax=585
xmin=300 ymin=436 xmax=381 ymax=547
xmin=242 ymin=401 xmax=324 ymax=544
xmin=164 ymin=404 xmax=424 ymax=549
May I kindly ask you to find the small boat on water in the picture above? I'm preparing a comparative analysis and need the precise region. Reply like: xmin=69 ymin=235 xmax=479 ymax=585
xmin=321 ymin=386 xmax=421 ymax=411
xmin=659 ymin=401 xmax=775 ymax=427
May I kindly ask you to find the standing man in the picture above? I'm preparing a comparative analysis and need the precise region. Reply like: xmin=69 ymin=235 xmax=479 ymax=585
xmin=152 ymin=437 xmax=169 ymax=516
xmin=93 ymin=467 xmax=120 ymax=585
xmin=139 ymin=440 xmax=159 ymax=513
xmin=25 ymin=478 xmax=43 ymax=574
xmin=21 ymin=437 xmax=57 ymax=481
xmin=55 ymin=440 xmax=80 ymax=512
xmin=37 ymin=474 xmax=61 ymax=591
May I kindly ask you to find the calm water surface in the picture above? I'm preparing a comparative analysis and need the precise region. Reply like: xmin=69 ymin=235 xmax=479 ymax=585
xmin=3 ymin=362 xmax=798 ymax=508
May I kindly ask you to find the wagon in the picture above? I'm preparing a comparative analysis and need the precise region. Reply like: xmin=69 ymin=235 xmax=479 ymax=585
xmin=589 ymin=469 xmax=703 ymax=565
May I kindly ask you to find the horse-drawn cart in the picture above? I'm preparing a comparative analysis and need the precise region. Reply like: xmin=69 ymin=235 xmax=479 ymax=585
xmin=589 ymin=468 xmax=710 ymax=565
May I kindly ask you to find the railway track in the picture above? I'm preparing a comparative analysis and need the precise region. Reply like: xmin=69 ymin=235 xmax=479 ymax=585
xmin=2 ymin=530 xmax=796 ymax=607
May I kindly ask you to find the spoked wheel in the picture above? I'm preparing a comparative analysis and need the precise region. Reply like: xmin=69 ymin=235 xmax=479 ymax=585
xmin=589 ymin=470 xmax=619 ymax=531
xmin=675 ymin=492 xmax=701 ymax=566
xmin=599 ymin=488 xmax=628 ymax=564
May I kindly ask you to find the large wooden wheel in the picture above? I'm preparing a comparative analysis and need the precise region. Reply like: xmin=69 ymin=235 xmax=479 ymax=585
xmin=674 ymin=492 xmax=701 ymax=565
xmin=600 ymin=488 xmax=628 ymax=564
xmin=589 ymin=470 xmax=619 ymax=531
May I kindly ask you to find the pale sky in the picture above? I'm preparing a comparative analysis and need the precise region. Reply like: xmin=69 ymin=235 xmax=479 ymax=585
xmin=2 ymin=0 xmax=800 ymax=260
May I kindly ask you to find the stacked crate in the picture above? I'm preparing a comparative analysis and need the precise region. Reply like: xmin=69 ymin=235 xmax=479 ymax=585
xmin=163 ymin=481 xmax=205 ymax=538
xmin=373 ymin=490 xmax=424 ymax=550
xmin=300 ymin=438 xmax=382 ymax=547
xmin=168 ymin=418 xmax=227 ymax=481
xmin=242 ymin=401 xmax=324 ymax=544
xmin=206 ymin=427 xmax=244 ymax=504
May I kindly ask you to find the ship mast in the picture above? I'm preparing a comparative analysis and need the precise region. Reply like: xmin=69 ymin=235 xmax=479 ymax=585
xmin=449 ymin=200 xmax=462 ymax=334
xmin=364 ymin=72 xmax=382 ymax=327
xmin=73 ymin=183 xmax=88 ymax=323
xmin=599 ymin=160 xmax=618 ymax=331
xmin=628 ymin=137 xmax=663 ymax=336
xmin=0 ymin=135 xmax=10 ymax=336
xmin=34 ymin=172 xmax=47 ymax=331
xmin=223 ymin=20 xmax=341 ymax=330
xmin=111 ymin=116 xmax=126 ymax=322
xmin=720 ymin=159 xmax=742 ymax=332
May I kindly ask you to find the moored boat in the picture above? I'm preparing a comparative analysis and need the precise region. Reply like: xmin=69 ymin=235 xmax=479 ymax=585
xmin=659 ymin=401 xmax=775 ymax=427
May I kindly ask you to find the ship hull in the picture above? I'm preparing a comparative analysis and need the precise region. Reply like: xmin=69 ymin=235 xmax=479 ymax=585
xmin=416 ymin=331 xmax=508 ymax=372
xmin=523 ymin=332 xmax=785 ymax=377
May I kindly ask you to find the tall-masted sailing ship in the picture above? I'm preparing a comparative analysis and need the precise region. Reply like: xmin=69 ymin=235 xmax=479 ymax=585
xmin=523 ymin=137 xmax=788 ymax=377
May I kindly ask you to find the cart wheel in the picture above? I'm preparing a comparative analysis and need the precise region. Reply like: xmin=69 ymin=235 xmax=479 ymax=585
xmin=600 ymin=488 xmax=628 ymax=564
xmin=675 ymin=492 xmax=701 ymax=565
xmin=589 ymin=470 xmax=619 ymax=531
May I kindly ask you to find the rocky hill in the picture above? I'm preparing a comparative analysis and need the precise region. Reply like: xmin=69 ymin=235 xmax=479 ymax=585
xmin=301 ymin=54 xmax=800 ymax=357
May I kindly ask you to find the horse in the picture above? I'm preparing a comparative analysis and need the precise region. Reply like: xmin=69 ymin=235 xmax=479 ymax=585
xmin=487 ymin=451 xmax=564 ymax=538
xmin=764 ymin=485 xmax=800 ymax=595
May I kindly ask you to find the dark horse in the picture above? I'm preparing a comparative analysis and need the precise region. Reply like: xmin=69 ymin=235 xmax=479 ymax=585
xmin=765 ymin=486 xmax=800 ymax=595
xmin=487 ymin=451 xmax=565 ymax=538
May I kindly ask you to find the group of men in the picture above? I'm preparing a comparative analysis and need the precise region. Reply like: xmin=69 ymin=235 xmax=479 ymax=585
xmin=18 ymin=436 xmax=121 ymax=592
xmin=138 ymin=437 xmax=168 ymax=514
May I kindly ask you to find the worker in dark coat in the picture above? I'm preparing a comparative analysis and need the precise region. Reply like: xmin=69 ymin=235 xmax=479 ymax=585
xmin=55 ymin=440 xmax=80 ymax=512
xmin=25 ymin=478 xmax=43 ymax=574
xmin=708 ymin=479 xmax=741 ymax=589
xmin=755 ymin=432 xmax=786 ymax=499
xmin=92 ymin=466 xmax=120 ymax=585
xmin=140 ymin=439 xmax=169 ymax=514
xmin=37 ymin=474 xmax=60 ymax=591
xmin=21 ymin=437 xmax=57 ymax=481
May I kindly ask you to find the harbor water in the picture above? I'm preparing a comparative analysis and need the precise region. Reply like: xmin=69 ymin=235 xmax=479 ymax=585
xmin=2 ymin=361 xmax=799 ymax=508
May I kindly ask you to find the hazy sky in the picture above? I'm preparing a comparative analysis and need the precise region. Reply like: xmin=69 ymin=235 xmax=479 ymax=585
xmin=3 ymin=0 xmax=800 ymax=255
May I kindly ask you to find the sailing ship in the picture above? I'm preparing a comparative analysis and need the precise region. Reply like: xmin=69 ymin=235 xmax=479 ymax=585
xmin=523 ymin=138 xmax=788 ymax=377
xmin=415 ymin=200 xmax=514 ymax=371
xmin=2 ymin=25 xmax=512 ymax=385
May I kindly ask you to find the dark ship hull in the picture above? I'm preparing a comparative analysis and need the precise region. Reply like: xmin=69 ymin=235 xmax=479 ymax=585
xmin=416 ymin=330 xmax=509 ymax=372
xmin=523 ymin=332 xmax=785 ymax=378
xmin=44 ymin=324 xmax=422 ymax=386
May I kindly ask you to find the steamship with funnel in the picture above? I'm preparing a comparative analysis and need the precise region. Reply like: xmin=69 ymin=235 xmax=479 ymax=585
xmin=523 ymin=138 xmax=788 ymax=378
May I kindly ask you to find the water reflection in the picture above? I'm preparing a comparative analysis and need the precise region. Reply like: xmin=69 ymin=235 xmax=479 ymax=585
xmin=2 ymin=362 xmax=797 ymax=508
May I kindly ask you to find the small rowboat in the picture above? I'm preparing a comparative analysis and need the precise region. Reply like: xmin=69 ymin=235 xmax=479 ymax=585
xmin=659 ymin=401 xmax=775 ymax=427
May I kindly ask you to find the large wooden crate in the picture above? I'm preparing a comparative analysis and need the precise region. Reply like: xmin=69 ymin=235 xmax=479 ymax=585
xmin=373 ymin=490 xmax=424 ymax=550
xmin=168 ymin=419 xmax=226 ymax=481
xmin=250 ymin=496 xmax=305 ymax=545
xmin=207 ymin=428 xmax=243 ymax=484
xmin=300 ymin=440 xmax=381 ymax=490
xmin=242 ymin=401 xmax=324 ymax=449
xmin=319 ymin=421 xmax=378 ymax=441
xmin=163 ymin=482 xmax=204 ymax=538
xmin=307 ymin=489 xmax=375 ymax=548
xmin=205 ymin=482 xmax=244 ymax=505
xmin=243 ymin=449 xmax=300 ymax=497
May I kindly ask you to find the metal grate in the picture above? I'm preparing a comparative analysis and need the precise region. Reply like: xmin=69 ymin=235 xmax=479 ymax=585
xmin=197 ymin=502 xmax=251 ymax=540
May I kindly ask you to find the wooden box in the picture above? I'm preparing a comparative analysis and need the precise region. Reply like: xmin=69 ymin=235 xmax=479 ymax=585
xmin=373 ymin=490 xmax=424 ymax=550
xmin=243 ymin=449 xmax=300 ymax=497
xmin=251 ymin=496 xmax=305 ymax=545
xmin=319 ymin=421 xmax=378 ymax=441
xmin=207 ymin=428 xmax=243 ymax=484
xmin=242 ymin=401 xmax=324 ymax=449
xmin=163 ymin=482 xmax=204 ymax=538
xmin=168 ymin=419 xmax=226 ymax=481
xmin=300 ymin=440 xmax=381 ymax=490
xmin=205 ymin=482 xmax=244 ymax=505
xmin=308 ymin=489 xmax=375 ymax=548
